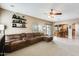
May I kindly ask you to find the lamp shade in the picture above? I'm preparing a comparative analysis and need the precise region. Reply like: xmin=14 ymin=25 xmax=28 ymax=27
xmin=0 ymin=25 xmax=5 ymax=30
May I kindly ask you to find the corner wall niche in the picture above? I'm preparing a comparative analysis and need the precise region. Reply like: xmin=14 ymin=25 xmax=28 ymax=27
xmin=12 ymin=14 xmax=27 ymax=28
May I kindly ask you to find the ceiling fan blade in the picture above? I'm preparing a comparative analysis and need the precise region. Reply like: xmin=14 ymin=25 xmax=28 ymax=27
xmin=53 ymin=13 xmax=62 ymax=15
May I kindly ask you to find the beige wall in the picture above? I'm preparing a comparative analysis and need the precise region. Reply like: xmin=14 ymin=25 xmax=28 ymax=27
xmin=0 ymin=8 xmax=1 ymax=22
xmin=0 ymin=9 xmax=53 ymax=35
xmin=54 ymin=19 xmax=79 ymax=25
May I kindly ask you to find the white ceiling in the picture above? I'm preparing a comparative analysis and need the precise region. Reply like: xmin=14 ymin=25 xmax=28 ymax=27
xmin=0 ymin=3 xmax=79 ymax=22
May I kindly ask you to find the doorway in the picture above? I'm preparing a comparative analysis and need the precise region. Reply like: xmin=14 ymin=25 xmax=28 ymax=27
xmin=54 ymin=24 xmax=68 ymax=38
xmin=72 ymin=23 xmax=76 ymax=39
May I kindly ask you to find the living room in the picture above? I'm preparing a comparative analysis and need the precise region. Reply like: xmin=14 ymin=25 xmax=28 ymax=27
xmin=0 ymin=3 xmax=79 ymax=56
xmin=0 ymin=3 xmax=54 ymax=55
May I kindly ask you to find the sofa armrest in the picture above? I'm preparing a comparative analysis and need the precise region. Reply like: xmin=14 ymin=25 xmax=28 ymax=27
xmin=43 ymin=36 xmax=53 ymax=42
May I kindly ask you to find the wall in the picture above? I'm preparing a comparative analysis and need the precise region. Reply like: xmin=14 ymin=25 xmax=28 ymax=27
xmin=0 ymin=8 xmax=1 ymax=23
xmin=0 ymin=9 xmax=53 ymax=35
xmin=75 ymin=23 xmax=79 ymax=39
xmin=54 ymin=19 xmax=79 ymax=25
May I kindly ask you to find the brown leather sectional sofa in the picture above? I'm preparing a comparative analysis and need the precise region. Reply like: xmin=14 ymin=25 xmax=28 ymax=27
xmin=5 ymin=33 xmax=53 ymax=52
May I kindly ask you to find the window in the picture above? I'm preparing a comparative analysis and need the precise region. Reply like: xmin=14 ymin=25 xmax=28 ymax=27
xmin=32 ymin=23 xmax=52 ymax=36
xmin=32 ymin=23 xmax=38 ymax=32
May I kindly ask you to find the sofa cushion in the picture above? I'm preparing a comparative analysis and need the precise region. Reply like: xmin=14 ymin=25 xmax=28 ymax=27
xmin=26 ymin=33 xmax=33 ymax=38
xmin=11 ymin=40 xmax=25 ymax=45
xmin=21 ymin=33 xmax=26 ymax=37
xmin=6 ymin=34 xmax=21 ymax=41
xmin=33 ymin=33 xmax=44 ymax=37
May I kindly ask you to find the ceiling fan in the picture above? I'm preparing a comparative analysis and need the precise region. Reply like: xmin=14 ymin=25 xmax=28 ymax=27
xmin=48 ymin=9 xmax=62 ymax=18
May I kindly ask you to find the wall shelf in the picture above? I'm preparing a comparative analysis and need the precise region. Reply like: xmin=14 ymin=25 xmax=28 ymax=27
xmin=12 ymin=14 xmax=27 ymax=28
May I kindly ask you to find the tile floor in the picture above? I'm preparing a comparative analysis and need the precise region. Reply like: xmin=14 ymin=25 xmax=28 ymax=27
xmin=6 ymin=36 xmax=79 ymax=56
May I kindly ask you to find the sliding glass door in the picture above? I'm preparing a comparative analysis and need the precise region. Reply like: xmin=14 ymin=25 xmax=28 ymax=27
xmin=46 ymin=25 xmax=52 ymax=36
